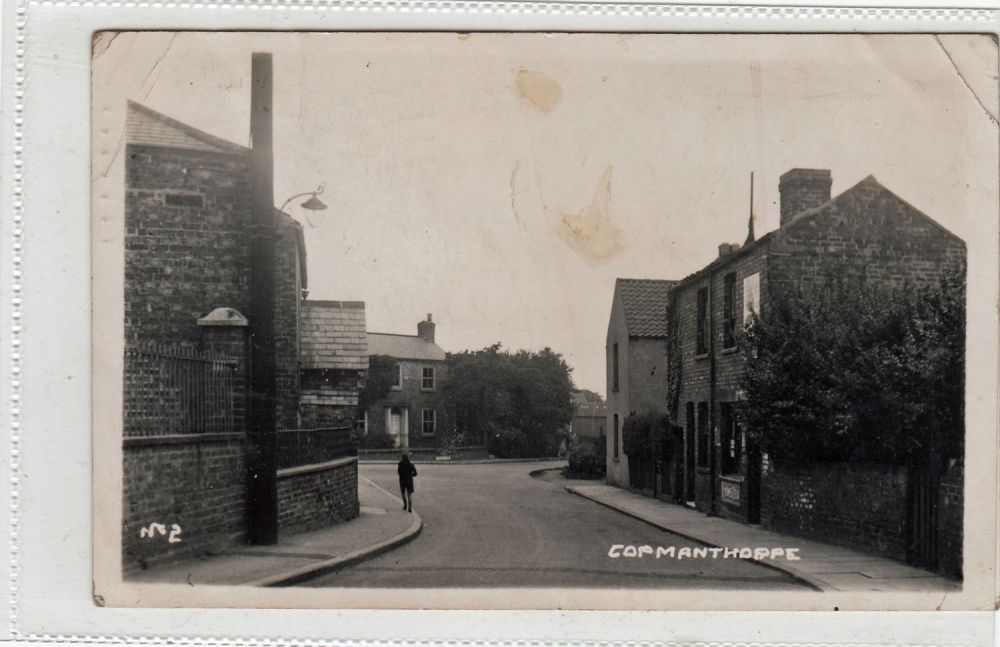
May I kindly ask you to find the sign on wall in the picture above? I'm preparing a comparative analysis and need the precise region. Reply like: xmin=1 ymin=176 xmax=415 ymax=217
xmin=743 ymin=272 xmax=761 ymax=324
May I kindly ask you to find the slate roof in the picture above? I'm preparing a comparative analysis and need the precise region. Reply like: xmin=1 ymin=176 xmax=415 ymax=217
xmin=367 ymin=333 xmax=446 ymax=362
xmin=126 ymin=101 xmax=248 ymax=154
xmin=616 ymin=278 xmax=676 ymax=338
xmin=300 ymin=301 xmax=369 ymax=371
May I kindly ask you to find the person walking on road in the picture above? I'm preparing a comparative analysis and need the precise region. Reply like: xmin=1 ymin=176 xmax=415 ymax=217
xmin=397 ymin=452 xmax=418 ymax=513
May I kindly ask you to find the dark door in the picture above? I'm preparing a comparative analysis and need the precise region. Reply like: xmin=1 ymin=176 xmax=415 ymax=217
xmin=685 ymin=404 xmax=695 ymax=503
xmin=746 ymin=434 xmax=762 ymax=524
xmin=908 ymin=467 xmax=938 ymax=570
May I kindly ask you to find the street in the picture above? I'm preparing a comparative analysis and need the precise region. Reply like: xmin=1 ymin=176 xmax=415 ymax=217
xmin=305 ymin=462 xmax=806 ymax=589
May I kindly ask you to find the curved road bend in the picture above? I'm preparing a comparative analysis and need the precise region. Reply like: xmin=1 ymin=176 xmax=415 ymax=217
xmin=305 ymin=462 xmax=806 ymax=589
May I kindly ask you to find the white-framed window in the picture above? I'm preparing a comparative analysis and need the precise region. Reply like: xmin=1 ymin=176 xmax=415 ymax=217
xmin=743 ymin=272 xmax=761 ymax=325
xmin=422 ymin=366 xmax=436 ymax=391
xmin=422 ymin=409 xmax=436 ymax=436
xmin=391 ymin=363 xmax=402 ymax=390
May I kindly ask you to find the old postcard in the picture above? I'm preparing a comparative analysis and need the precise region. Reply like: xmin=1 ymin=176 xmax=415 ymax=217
xmin=90 ymin=31 xmax=998 ymax=611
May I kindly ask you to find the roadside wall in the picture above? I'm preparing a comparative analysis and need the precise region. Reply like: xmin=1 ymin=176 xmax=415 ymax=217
xmin=122 ymin=435 xmax=246 ymax=572
xmin=277 ymin=457 xmax=360 ymax=534
xmin=761 ymin=462 xmax=909 ymax=562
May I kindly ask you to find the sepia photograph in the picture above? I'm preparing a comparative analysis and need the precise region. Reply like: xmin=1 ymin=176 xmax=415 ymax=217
xmin=90 ymin=31 xmax=997 ymax=609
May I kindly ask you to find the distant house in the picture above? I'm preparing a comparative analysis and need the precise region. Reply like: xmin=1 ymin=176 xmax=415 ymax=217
xmin=363 ymin=314 xmax=448 ymax=449
xmin=570 ymin=390 xmax=607 ymax=446
xmin=299 ymin=300 xmax=369 ymax=428
xmin=604 ymin=278 xmax=675 ymax=489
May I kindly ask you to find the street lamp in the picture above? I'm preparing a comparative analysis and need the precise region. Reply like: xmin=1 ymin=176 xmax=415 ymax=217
xmin=279 ymin=186 xmax=328 ymax=215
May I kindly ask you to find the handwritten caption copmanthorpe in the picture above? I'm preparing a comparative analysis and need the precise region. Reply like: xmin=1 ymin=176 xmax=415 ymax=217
xmin=140 ymin=522 xmax=183 ymax=544
xmin=608 ymin=545 xmax=801 ymax=560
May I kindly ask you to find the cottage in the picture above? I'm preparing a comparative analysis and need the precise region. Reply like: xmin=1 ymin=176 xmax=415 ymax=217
xmin=604 ymin=278 xmax=675 ymax=489
xmin=570 ymin=390 xmax=607 ymax=446
xmin=666 ymin=168 xmax=965 ymax=575
xmin=363 ymin=314 xmax=449 ymax=450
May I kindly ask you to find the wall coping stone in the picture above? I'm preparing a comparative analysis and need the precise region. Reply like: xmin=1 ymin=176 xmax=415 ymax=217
xmin=124 ymin=432 xmax=245 ymax=447
xmin=277 ymin=455 xmax=358 ymax=479
xmin=197 ymin=307 xmax=249 ymax=327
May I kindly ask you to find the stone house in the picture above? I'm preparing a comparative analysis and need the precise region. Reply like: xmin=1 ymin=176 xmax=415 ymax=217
xmin=604 ymin=278 xmax=675 ymax=489
xmin=362 ymin=315 xmax=448 ymax=450
xmin=122 ymin=101 xmax=358 ymax=572
xmin=665 ymin=168 xmax=965 ymax=575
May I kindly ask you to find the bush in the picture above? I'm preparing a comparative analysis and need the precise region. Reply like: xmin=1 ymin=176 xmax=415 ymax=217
xmin=492 ymin=427 xmax=528 ymax=458
xmin=358 ymin=431 xmax=396 ymax=450
xmin=622 ymin=412 xmax=670 ymax=460
xmin=568 ymin=434 xmax=606 ymax=479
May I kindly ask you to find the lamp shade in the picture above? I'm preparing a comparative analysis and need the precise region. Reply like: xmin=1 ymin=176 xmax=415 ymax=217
xmin=300 ymin=195 xmax=327 ymax=211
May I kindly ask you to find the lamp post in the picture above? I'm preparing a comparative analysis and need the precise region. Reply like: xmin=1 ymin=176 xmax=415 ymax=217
xmin=279 ymin=186 xmax=328 ymax=215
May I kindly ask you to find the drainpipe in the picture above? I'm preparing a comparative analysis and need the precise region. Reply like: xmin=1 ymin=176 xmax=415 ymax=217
xmin=708 ymin=271 xmax=718 ymax=516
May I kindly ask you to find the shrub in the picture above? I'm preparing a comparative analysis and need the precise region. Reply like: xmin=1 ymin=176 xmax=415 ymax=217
xmin=358 ymin=431 xmax=396 ymax=450
xmin=622 ymin=412 xmax=670 ymax=460
xmin=568 ymin=434 xmax=606 ymax=479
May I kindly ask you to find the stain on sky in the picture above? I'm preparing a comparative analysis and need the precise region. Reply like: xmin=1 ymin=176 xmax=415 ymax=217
xmin=515 ymin=69 xmax=564 ymax=113
xmin=553 ymin=166 xmax=625 ymax=264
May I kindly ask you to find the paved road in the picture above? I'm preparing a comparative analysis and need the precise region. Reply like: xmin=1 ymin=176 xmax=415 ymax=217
xmin=305 ymin=462 xmax=805 ymax=589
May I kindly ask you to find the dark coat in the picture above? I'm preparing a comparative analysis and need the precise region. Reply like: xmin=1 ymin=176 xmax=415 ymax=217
xmin=398 ymin=459 xmax=418 ymax=490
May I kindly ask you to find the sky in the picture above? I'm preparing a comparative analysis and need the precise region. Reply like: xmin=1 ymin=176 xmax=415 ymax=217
xmin=93 ymin=32 xmax=998 ymax=396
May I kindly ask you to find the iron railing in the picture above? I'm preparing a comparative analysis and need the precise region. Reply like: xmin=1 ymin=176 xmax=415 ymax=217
xmin=276 ymin=426 xmax=356 ymax=469
xmin=124 ymin=343 xmax=240 ymax=437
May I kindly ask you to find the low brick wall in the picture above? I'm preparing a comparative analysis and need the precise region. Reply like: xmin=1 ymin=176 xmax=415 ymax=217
xmin=277 ymin=456 xmax=359 ymax=534
xmin=123 ymin=434 xmax=246 ymax=572
xmin=761 ymin=462 xmax=909 ymax=562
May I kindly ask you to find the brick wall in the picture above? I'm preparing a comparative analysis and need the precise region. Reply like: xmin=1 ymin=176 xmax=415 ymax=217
xmin=277 ymin=458 xmax=360 ymax=534
xmin=126 ymin=144 xmax=304 ymax=431
xmin=761 ymin=462 xmax=910 ymax=562
xmin=300 ymin=369 xmax=361 ymax=428
xmin=769 ymin=178 xmax=966 ymax=293
xmin=122 ymin=436 xmax=246 ymax=572
xmin=936 ymin=460 xmax=964 ymax=578
xmin=364 ymin=360 xmax=448 ymax=449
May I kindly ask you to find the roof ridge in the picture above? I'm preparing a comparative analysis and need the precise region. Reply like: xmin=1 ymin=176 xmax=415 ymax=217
xmin=127 ymin=100 xmax=248 ymax=154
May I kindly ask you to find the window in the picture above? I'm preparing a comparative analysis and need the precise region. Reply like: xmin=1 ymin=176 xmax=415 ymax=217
xmin=696 ymin=287 xmax=709 ymax=355
xmin=422 ymin=409 xmax=436 ymax=436
xmin=720 ymin=403 xmax=742 ymax=474
xmin=357 ymin=409 xmax=369 ymax=436
xmin=723 ymin=273 xmax=737 ymax=349
xmin=422 ymin=366 xmax=436 ymax=391
xmin=743 ymin=272 xmax=761 ymax=325
xmin=696 ymin=402 xmax=709 ymax=468
xmin=391 ymin=364 xmax=402 ymax=389
xmin=612 ymin=343 xmax=620 ymax=392
xmin=613 ymin=414 xmax=620 ymax=459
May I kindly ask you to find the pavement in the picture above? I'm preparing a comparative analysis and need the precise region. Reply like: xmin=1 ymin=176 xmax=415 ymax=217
xmin=304 ymin=461 xmax=804 ymax=588
xmin=126 ymin=477 xmax=421 ymax=587
xmin=565 ymin=483 xmax=960 ymax=592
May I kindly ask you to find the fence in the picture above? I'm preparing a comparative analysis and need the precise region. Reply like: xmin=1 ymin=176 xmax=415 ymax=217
xmin=124 ymin=343 xmax=239 ymax=437
xmin=277 ymin=426 xmax=356 ymax=469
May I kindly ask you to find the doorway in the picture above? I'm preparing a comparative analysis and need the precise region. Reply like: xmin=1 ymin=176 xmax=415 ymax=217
xmin=388 ymin=406 xmax=409 ymax=449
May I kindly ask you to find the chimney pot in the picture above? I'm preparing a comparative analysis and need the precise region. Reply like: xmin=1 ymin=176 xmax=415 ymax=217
xmin=779 ymin=168 xmax=832 ymax=227
xmin=418 ymin=314 xmax=436 ymax=343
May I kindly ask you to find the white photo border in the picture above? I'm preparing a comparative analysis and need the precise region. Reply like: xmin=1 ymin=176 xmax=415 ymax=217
xmin=4 ymin=0 xmax=1000 ymax=644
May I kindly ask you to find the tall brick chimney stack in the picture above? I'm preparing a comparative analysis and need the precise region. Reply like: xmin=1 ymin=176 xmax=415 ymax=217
xmin=779 ymin=168 xmax=832 ymax=227
xmin=418 ymin=313 xmax=435 ymax=343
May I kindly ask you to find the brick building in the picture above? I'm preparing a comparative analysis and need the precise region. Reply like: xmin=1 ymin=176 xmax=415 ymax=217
xmin=122 ymin=101 xmax=358 ymax=571
xmin=604 ymin=279 xmax=675 ymax=488
xmin=664 ymin=168 xmax=965 ymax=575
xmin=362 ymin=315 xmax=448 ymax=449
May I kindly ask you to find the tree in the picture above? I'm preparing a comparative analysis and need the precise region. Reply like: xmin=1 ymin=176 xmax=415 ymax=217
xmin=441 ymin=344 xmax=575 ymax=458
xmin=738 ymin=266 xmax=965 ymax=466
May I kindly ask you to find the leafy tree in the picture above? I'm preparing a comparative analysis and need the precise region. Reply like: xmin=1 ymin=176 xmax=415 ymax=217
xmin=358 ymin=355 xmax=396 ymax=411
xmin=441 ymin=344 xmax=575 ymax=458
xmin=739 ymin=266 xmax=965 ymax=467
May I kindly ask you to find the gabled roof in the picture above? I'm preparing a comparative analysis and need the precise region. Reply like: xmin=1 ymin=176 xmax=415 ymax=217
xmin=126 ymin=101 xmax=248 ymax=154
xmin=615 ymin=278 xmax=676 ymax=337
xmin=300 ymin=301 xmax=368 ymax=371
xmin=367 ymin=333 xmax=446 ymax=362
xmin=572 ymin=390 xmax=607 ymax=417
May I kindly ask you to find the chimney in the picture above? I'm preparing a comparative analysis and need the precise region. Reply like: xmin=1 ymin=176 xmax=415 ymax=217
xmin=718 ymin=243 xmax=738 ymax=257
xmin=779 ymin=168 xmax=832 ymax=227
xmin=417 ymin=313 xmax=435 ymax=343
